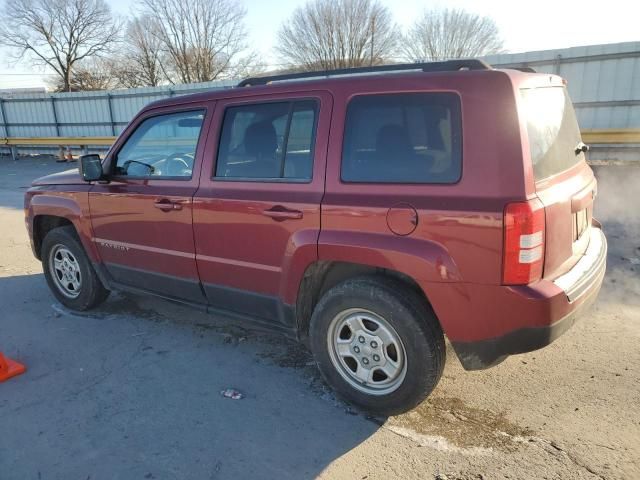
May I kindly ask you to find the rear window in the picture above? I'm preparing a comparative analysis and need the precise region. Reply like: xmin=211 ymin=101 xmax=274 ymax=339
xmin=341 ymin=93 xmax=462 ymax=183
xmin=520 ymin=86 xmax=583 ymax=181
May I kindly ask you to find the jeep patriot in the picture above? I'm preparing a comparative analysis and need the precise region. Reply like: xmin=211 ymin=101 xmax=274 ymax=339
xmin=25 ymin=60 xmax=607 ymax=414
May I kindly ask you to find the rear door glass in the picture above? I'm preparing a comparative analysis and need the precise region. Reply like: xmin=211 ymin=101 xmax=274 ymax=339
xmin=520 ymin=86 xmax=583 ymax=181
xmin=341 ymin=93 xmax=462 ymax=183
xmin=215 ymin=100 xmax=318 ymax=181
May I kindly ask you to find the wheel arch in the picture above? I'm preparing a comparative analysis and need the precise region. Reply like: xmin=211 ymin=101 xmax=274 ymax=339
xmin=290 ymin=233 xmax=461 ymax=340
xmin=295 ymin=260 xmax=434 ymax=341
xmin=29 ymin=193 xmax=98 ymax=262
xmin=32 ymin=215 xmax=75 ymax=260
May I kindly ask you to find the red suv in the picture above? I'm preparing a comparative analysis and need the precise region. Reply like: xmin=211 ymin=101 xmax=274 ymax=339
xmin=25 ymin=60 xmax=607 ymax=414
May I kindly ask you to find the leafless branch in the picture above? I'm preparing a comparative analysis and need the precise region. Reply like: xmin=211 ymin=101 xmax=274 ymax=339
xmin=402 ymin=8 xmax=504 ymax=62
xmin=139 ymin=0 xmax=249 ymax=84
xmin=0 ymin=0 xmax=122 ymax=91
xmin=275 ymin=0 xmax=399 ymax=71
xmin=108 ymin=16 xmax=166 ymax=88
xmin=47 ymin=57 xmax=119 ymax=92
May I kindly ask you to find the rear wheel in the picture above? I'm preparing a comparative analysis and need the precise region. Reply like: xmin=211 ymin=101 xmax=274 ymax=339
xmin=309 ymin=276 xmax=445 ymax=416
xmin=42 ymin=226 xmax=110 ymax=311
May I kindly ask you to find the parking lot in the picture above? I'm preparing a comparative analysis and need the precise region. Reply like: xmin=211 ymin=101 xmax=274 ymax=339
xmin=1 ymin=156 xmax=638 ymax=479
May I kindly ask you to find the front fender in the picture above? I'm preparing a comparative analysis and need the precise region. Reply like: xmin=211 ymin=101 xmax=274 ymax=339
xmin=27 ymin=188 xmax=99 ymax=262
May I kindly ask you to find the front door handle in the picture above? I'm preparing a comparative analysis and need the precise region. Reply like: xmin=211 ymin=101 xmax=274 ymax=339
xmin=262 ymin=206 xmax=303 ymax=220
xmin=154 ymin=199 xmax=183 ymax=211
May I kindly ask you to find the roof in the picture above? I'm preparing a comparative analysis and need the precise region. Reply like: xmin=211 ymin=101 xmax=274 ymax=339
xmin=142 ymin=60 xmax=541 ymax=111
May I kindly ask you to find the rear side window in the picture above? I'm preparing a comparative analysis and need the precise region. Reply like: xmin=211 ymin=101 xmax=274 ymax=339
xmin=520 ymin=86 xmax=583 ymax=181
xmin=341 ymin=93 xmax=462 ymax=183
xmin=215 ymin=100 xmax=318 ymax=181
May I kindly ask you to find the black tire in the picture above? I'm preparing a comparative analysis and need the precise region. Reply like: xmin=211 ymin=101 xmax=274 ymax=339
xmin=41 ymin=225 xmax=110 ymax=311
xmin=309 ymin=276 xmax=445 ymax=416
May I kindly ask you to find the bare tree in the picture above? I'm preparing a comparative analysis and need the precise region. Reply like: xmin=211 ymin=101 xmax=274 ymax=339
xmin=115 ymin=16 xmax=165 ymax=87
xmin=225 ymin=51 xmax=266 ymax=80
xmin=402 ymin=9 xmax=504 ymax=62
xmin=139 ymin=0 xmax=249 ymax=84
xmin=49 ymin=58 xmax=118 ymax=92
xmin=0 ymin=0 xmax=121 ymax=92
xmin=275 ymin=0 xmax=399 ymax=71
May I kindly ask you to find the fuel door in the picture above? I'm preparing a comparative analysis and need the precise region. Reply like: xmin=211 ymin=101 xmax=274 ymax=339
xmin=386 ymin=203 xmax=418 ymax=236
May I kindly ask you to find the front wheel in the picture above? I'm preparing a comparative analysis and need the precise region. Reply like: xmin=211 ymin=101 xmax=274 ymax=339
xmin=42 ymin=226 xmax=110 ymax=311
xmin=309 ymin=276 xmax=445 ymax=416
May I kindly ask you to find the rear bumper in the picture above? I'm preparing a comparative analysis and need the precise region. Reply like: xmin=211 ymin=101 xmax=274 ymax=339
xmin=447 ymin=227 xmax=607 ymax=370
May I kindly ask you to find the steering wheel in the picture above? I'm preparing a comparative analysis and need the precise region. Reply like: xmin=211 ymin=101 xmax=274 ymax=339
xmin=165 ymin=153 xmax=192 ymax=177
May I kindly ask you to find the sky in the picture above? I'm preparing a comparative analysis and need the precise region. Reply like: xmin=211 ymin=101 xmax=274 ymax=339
xmin=1 ymin=0 xmax=638 ymax=89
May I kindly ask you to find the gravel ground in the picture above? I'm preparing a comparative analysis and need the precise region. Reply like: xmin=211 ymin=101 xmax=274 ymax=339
xmin=0 ymin=156 xmax=638 ymax=479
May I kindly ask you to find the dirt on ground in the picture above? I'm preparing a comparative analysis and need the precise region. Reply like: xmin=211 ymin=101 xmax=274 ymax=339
xmin=0 ymin=157 xmax=638 ymax=479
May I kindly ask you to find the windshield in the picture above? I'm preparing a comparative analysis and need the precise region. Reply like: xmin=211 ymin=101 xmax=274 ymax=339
xmin=520 ymin=86 xmax=583 ymax=181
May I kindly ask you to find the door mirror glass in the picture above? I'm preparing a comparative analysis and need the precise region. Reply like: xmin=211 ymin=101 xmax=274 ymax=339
xmin=79 ymin=154 xmax=103 ymax=182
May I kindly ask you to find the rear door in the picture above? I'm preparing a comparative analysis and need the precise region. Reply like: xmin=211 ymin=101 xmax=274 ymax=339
xmin=89 ymin=104 xmax=212 ymax=303
xmin=193 ymin=92 xmax=332 ymax=328
xmin=519 ymin=85 xmax=596 ymax=279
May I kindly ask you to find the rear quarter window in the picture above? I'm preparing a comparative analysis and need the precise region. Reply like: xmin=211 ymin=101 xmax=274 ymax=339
xmin=341 ymin=93 xmax=462 ymax=184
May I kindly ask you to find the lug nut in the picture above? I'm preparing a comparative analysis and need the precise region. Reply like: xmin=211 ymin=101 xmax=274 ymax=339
xmin=373 ymin=354 xmax=380 ymax=361
xmin=362 ymin=358 xmax=369 ymax=365
xmin=353 ymin=346 xmax=360 ymax=353
xmin=358 ymin=336 xmax=365 ymax=343
xmin=370 ymin=341 xmax=378 ymax=348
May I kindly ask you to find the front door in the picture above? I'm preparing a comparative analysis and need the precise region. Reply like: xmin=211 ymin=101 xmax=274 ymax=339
xmin=193 ymin=92 xmax=332 ymax=327
xmin=89 ymin=105 xmax=212 ymax=303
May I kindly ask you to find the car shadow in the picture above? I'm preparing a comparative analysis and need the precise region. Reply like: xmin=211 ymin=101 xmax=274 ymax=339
xmin=0 ymin=273 xmax=383 ymax=480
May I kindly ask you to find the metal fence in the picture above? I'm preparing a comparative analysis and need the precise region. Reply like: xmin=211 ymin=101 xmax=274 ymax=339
xmin=0 ymin=80 xmax=235 ymax=141
xmin=484 ymin=41 xmax=640 ymax=130
xmin=1 ymin=41 xmax=639 ymax=158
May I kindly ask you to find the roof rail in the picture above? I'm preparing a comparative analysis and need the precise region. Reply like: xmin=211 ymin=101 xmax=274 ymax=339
xmin=236 ymin=59 xmax=492 ymax=87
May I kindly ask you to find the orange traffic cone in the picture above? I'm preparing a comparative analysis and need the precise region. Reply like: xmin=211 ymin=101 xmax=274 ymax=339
xmin=0 ymin=352 xmax=26 ymax=382
xmin=65 ymin=147 xmax=73 ymax=162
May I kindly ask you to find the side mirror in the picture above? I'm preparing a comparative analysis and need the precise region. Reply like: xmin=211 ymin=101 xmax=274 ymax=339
xmin=79 ymin=154 xmax=103 ymax=182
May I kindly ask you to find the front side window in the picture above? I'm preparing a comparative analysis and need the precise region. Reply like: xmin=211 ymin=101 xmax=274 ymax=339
xmin=215 ymin=100 xmax=318 ymax=181
xmin=115 ymin=110 xmax=205 ymax=178
xmin=341 ymin=93 xmax=462 ymax=184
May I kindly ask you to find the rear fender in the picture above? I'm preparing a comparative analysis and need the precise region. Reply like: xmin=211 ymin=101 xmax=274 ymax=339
xmin=318 ymin=231 xmax=462 ymax=285
xmin=278 ymin=229 xmax=321 ymax=305
xmin=311 ymin=231 xmax=463 ymax=338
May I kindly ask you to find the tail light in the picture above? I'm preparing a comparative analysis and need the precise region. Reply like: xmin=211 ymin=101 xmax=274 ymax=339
xmin=503 ymin=199 xmax=545 ymax=285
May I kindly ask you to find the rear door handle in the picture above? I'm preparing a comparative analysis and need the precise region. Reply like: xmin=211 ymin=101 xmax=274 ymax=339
xmin=154 ymin=199 xmax=183 ymax=211
xmin=262 ymin=206 xmax=303 ymax=220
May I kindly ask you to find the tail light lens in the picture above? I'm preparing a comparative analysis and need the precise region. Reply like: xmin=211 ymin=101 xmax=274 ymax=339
xmin=503 ymin=199 xmax=545 ymax=285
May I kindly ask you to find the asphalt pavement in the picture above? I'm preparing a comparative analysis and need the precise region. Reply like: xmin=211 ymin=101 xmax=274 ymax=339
xmin=1 ymin=156 xmax=638 ymax=479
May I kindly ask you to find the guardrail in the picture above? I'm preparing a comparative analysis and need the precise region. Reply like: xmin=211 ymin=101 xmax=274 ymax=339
xmin=1 ymin=136 xmax=116 ymax=146
xmin=1 ymin=136 xmax=116 ymax=161
xmin=2 ymin=129 xmax=640 ymax=162
xmin=580 ymin=129 xmax=640 ymax=144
